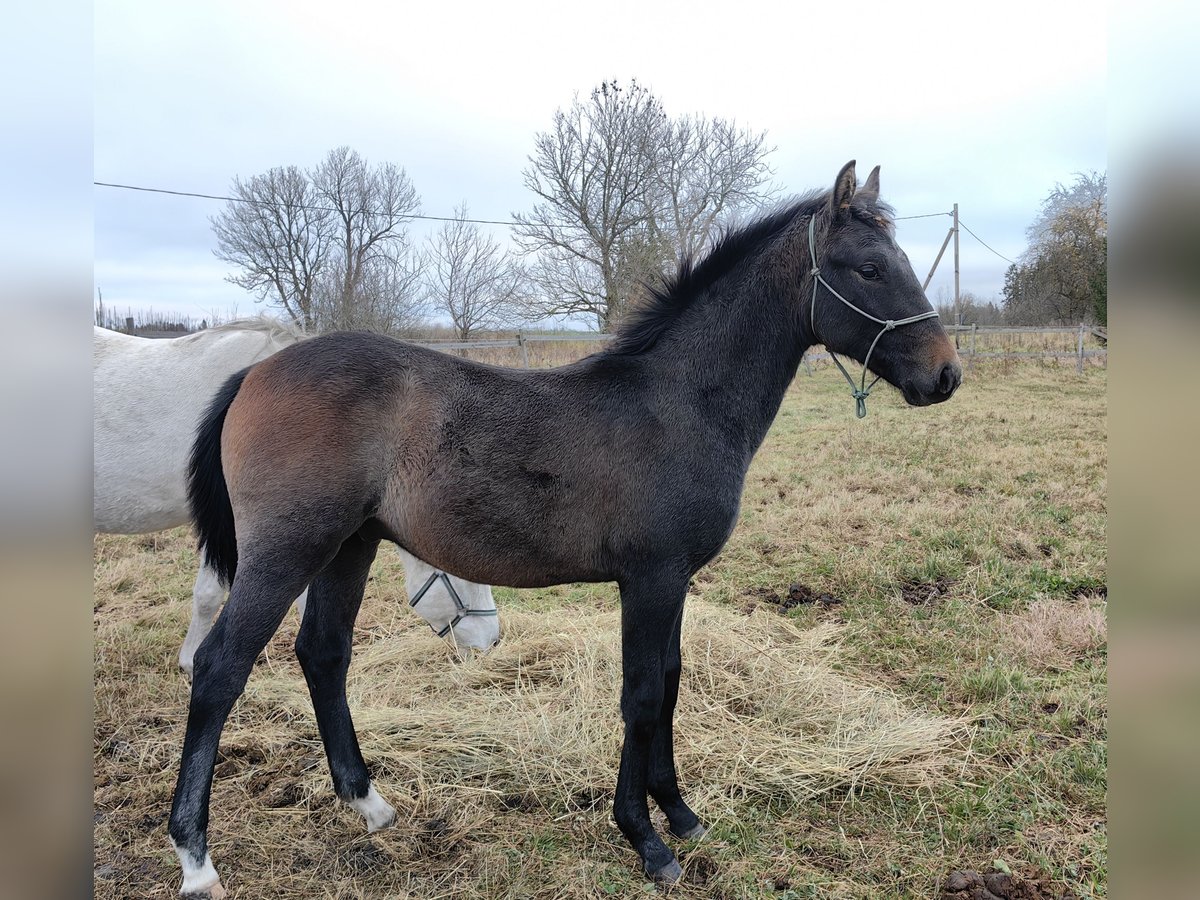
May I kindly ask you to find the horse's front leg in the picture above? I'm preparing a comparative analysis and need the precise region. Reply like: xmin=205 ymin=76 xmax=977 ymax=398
xmin=648 ymin=608 xmax=705 ymax=840
xmin=614 ymin=574 xmax=688 ymax=883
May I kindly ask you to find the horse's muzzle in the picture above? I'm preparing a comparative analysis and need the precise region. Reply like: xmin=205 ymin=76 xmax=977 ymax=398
xmin=903 ymin=359 xmax=962 ymax=406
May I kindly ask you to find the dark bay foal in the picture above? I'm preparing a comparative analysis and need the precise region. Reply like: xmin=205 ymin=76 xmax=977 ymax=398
xmin=168 ymin=162 xmax=961 ymax=895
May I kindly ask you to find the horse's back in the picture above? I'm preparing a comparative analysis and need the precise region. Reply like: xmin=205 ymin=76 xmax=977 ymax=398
xmin=93 ymin=322 xmax=301 ymax=534
xmin=219 ymin=330 xmax=693 ymax=586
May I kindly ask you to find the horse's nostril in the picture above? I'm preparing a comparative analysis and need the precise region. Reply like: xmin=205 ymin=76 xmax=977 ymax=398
xmin=492 ymin=638 xmax=502 ymax=649
xmin=937 ymin=362 xmax=960 ymax=395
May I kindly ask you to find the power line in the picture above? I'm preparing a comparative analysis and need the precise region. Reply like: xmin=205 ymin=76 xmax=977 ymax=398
xmin=95 ymin=179 xmax=956 ymax=230
xmin=93 ymin=181 xmax=520 ymax=227
xmin=957 ymin=217 xmax=1017 ymax=265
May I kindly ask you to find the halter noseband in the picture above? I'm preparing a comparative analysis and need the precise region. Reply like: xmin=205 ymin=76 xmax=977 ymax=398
xmin=807 ymin=216 xmax=940 ymax=418
xmin=408 ymin=570 xmax=498 ymax=638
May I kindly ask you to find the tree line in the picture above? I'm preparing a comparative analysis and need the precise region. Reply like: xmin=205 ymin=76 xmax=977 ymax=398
xmin=210 ymin=81 xmax=1106 ymax=337
xmin=1001 ymin=171 xmax=1107 ymax=326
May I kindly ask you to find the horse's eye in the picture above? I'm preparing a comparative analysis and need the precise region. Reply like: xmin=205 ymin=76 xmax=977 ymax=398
xmin=858 ymin=264 xmax=880 ymax=279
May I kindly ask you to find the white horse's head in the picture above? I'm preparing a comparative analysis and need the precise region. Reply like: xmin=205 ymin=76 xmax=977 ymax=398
xmin=399 ymin=551 xmax=500 ymax=654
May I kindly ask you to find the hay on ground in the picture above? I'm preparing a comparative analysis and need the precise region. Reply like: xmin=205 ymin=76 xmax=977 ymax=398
xmin=95 ymin=591 xmax=967 ymax=898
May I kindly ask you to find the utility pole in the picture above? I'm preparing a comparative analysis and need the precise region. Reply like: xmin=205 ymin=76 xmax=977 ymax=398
xmin=952 ymin=203 xmax=960 ymax=328
xmin=921 ymin=206 xmax=960 ymax=346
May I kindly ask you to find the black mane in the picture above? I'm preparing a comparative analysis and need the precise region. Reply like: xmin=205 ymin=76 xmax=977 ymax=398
xmin=607 ymin=190 xmax=893 ymax=356
xmin=608 ymin=195 xmax=820 ymax=356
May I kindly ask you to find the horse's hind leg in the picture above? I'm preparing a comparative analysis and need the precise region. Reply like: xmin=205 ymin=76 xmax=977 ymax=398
xmin=179 ymin=561 xmax=224 ymax=677
xmin=648 ymin=609 xmax=705 ymax=840
xmin=167 ymin=545 xmax=331 ymax=898
xmin=295 ymin=533 xmax=396 ymax=832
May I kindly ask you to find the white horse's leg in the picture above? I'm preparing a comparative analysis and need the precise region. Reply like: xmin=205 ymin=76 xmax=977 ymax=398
xmin=179 ymin=568 xmax=306 ymax=677
xmin=179 ymin=562 xmax=225 ymax=676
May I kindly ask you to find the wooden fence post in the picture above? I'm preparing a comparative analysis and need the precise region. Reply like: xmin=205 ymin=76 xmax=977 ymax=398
xmin=1076 ymin=323 xmax=1085 ymax=374
xmin=517 ymin=331 xmax=530 ymax=369
xmin=969 ymin=323 xmax=977 ymax=371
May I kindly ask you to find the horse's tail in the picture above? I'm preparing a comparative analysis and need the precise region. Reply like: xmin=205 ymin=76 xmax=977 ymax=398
xmin=187 ymin=368 xmax=249 ymax=587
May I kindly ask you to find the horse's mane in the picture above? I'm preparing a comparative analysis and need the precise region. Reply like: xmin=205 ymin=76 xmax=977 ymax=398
xmin=182 ymin=316 xmax=308 ymax=345
xmin=607 ymin=190 xmax=893 ymax=356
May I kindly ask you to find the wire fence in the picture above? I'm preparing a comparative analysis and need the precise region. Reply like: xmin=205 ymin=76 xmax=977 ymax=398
xmin=412 ymin=325 xmax=1107 ymax=374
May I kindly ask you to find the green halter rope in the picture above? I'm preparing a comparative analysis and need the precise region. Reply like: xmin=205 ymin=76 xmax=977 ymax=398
xmin=807 ymin=216 xmax=940 ymax=418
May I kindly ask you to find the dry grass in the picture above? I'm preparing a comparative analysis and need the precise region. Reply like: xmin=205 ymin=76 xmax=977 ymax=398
xmin=94 ymin=360 xmax=1108 ymax=898
xmin=998 ymin=597 xmax=1108 ymax=671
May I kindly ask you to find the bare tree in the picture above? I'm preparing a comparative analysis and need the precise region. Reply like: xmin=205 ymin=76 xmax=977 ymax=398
xmin=211 ymin=147 xmax=426 ymax=333
xmin=211 ymin=165 xmax=331 ymax=330
xmin=936 ymin=289 xmax=1004 ymax=325
xmin=312 ymin=248 xmax=427 ymax=335
xmin=425 ymin=205 xmax=528 ymax=341
xmin=649 ymin=114 xmax=776 ymax=261
xmin=512 ymin=80 xmax=665 ymax=330
xmin=513 ymin=81 xmax=776 ymax=330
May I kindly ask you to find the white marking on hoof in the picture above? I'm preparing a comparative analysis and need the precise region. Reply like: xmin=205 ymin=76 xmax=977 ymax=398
xmin=347 ymin=784 xmax=396 ymax=832
xmin=170 ymin=838 xmax=224 ymax=897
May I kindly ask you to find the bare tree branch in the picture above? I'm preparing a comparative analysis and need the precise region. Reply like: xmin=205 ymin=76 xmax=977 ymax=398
xmin=425 ymin=205 xmax=529 ymax=340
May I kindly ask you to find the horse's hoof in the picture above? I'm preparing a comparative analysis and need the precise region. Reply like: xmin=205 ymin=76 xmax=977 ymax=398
xmin=648 ymin=858 xmax=683 ymax=884
xmin=181 ymin=880 xmax=225 ymax=899
xmin=367 ymin=808 xmax=397 ymax=833
xmin=671 ymin=822 xmax=707 ymax=840
xmin=348 ymin=785 xmax=397 ymax=832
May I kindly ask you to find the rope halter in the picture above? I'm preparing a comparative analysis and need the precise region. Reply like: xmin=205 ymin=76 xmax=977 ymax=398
xmin=408 ymin=570 xmax=498 ymax=638
xmin=807 ymin=216 xmax=940 ymax=418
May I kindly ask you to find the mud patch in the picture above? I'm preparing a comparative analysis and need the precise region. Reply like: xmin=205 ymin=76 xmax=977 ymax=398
xmin=498 ymin=792 xmax=538 ymax=812
xmin=568 ymin=787 xmax=609 ymax=811
xmin=742 ymin=583 xmax=843 ymax=615
xmin=338 ymin=841 xmax=391 ymax=876
xmin=681 ymin=851 xmax=718 ymax=886
xmin=898 ymin=576 xmax=955 ymax=605
xmin=264 ymin=781 xmax=305 ymax=808
xmin=942 ymin=868 xmax=1076 ymax=900
xmin=784 ymin=583 xmax=844 ymax=608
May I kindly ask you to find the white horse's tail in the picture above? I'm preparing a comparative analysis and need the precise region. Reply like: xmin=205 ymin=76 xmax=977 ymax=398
xmin=187 ymin=368 xmax=249 ymax=587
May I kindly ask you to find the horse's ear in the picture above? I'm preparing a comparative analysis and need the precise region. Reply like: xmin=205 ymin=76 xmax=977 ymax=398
xmin=830 ymin=160 xmax=857 ymax=213
xmin=861 ymin=165 xmax=881 ymax=197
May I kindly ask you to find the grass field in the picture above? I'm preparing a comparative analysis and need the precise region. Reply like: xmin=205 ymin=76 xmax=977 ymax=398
xmin=94 ymin=360 xmax=1107 ymax=899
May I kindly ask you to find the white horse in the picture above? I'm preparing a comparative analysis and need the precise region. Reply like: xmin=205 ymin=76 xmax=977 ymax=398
xmin=93 ymin=319 xmax=499 ymax=674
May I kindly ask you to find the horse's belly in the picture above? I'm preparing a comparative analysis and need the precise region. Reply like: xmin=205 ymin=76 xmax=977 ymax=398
xmin=93 ymin=463 xmax=190 ymax=534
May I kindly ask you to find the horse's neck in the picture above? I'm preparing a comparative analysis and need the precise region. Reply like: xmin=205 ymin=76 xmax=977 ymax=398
xmin=644 ymin=237 xmax=813 ymax=457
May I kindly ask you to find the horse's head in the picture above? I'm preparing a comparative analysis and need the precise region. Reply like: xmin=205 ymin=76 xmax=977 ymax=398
xmin=809 ymin=161 xmax=961 ymax=409
xmin=407 ymin=569 xmax=501 ymax=656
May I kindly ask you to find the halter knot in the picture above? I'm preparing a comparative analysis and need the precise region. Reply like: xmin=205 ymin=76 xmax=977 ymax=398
xmin=810 ymin=266 xmax=821 ymax=277
xmin=884 ymin=320 xmax=896 ymax=331
xmin=851 ymin=389 xmax=870 ymax=419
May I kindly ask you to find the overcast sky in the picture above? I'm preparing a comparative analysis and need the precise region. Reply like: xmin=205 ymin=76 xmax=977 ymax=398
xmin=94 ymin=0 xmax=1106 ymax=325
